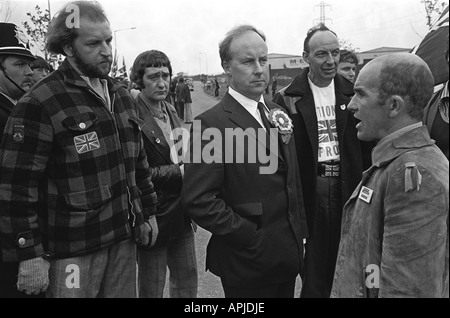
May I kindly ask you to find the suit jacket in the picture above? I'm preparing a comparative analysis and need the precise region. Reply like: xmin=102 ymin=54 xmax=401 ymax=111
xmin=135 ymin=96 xmax=191 ymax=248
xmin=181 ymin=92 xmax=308 ymax=288
xmin=273 ymin=69 xmax=374 ymax=236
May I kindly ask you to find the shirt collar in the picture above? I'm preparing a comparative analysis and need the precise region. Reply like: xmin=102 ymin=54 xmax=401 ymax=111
xmin=307 ymin=76 xmax=334 ymax=90
xmin=228 ymin=86 xmax=266 ymax=112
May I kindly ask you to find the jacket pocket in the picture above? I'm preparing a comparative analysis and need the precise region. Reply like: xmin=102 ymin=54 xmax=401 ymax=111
xmin=234 ymin=202 xmax=263 ymax=217
xmin=64 ymin=185 xmax=112 ymax=211
xmin=128 ymin=117 xmax=142 ymax=131
xmin=62 ymin=112 xmax=98 ymax=132
xmin=234 ymin=202 xmax=263 ymax=230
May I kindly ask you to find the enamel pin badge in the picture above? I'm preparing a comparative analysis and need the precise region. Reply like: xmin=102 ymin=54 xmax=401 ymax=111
xmin=358 ymin=186 xmax=373 ymax=203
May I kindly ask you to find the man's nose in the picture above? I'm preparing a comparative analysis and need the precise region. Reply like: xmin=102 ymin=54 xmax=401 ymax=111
xmin=347 ymin=97 xmax=357 ymax=112
xmin=156 ymin=76 xmax=166 ymax=86
xmin=254 ymin=64 xmax=262 ymax=74
xmin=101 ymin=42 xmax=112 ymax=56
xmin=24 ymin=65 xmax=33 ymax=76
xmin=325 ymin=52 xmax=335 ymax=64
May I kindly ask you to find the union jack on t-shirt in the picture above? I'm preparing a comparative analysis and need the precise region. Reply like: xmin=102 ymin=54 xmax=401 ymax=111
xmin=318 ymin=120 xmax=338 ymax=143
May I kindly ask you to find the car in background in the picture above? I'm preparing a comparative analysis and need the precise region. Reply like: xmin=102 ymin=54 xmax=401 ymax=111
xmin=186 ymin=77 xmax=194 ymax=91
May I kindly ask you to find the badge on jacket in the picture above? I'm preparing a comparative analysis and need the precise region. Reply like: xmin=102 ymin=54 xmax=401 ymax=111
xmin=74 ymin=131 xmax=100 ymax=154
xmin=404 ymin=162 xmax=422 ymax=192
xmin=12 ymin=124 xmax=25 ymax=143
xmin=358 ymin=186 xmax=373 ymax=203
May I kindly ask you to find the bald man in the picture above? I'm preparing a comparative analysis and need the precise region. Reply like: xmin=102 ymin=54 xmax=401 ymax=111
xmin=331 ymin=53 xmax=449 ymax=298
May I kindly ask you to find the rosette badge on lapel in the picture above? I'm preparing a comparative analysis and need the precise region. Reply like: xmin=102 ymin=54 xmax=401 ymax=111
xmin=268 ymin=108 xmax=294 ymax=144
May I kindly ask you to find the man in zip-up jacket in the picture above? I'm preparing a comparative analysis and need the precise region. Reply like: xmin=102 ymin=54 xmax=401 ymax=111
xmin=0 ymin=1 xmax=157 ymax=298
xmin=273 ymin=23 xmax=374 ymax=298
xmin=332 ymin=53 xmax=448 ymax=298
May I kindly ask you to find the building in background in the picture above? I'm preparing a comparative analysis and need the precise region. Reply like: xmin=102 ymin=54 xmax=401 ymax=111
xmin=268 ymin=47 xmax=412 ymax=89
xmin=268 ymin=53 xmax=307 ymax=87
xmin=357 ymin=47 xmax=412 ymax=67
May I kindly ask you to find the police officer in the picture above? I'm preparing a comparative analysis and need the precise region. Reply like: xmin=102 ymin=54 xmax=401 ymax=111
xmin=0 ymin=22 xmax=38 ymax=298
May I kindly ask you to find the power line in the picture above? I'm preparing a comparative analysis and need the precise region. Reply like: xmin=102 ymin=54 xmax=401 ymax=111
xmin=313 ymin=1 xmax=332 ymax=25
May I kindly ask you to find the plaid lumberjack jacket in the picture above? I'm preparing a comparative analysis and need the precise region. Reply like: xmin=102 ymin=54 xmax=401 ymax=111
xmin=0 ymin=59 xmax=157 ymax=262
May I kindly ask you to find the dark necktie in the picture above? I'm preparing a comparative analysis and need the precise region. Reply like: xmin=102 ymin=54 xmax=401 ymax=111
xmin=257 ymin=102 xmax=272 ymax=132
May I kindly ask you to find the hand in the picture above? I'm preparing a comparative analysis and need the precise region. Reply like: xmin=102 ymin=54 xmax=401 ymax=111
xmin=136 ymin=222 xmax=150 ymax=246
xmin=146 ymin=215 xmax=159 ymax=247
xmin=179 ymin=164 xmax=185 ymax=178
xmin=136 ymin=215 xmax=159 ymax=247
xmin=17 ymin=257 xmax=50 ymax=295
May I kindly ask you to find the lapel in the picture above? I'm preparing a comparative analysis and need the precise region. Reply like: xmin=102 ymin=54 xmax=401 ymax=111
xmin=136 ymin=95 xmax=174 ymax=162
xmin=334 ymin=77 xmax=353 ymax=148
xmin=285 ymin=69 xmax=319 ymax=163
xmin=295 ymin=89 xmax=319 ymax=162
xmin=265 ymin=99 xmax=288 ymax=164
xmin=223 ymin=93 xmax=283 ymax=161
xmin=291 ymin=71 xmax=354 ymax=164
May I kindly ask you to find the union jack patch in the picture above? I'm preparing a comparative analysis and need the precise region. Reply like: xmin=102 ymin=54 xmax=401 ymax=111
xmin=74 ymin=132 xmax=100 ymax=154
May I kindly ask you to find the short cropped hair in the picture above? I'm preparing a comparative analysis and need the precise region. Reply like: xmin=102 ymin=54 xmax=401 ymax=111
xmin=219 ymin=24 xmax=266 ymax=66
xmin=339 ymin=49 xmax=359 ymax=65
xmin=303 ymin=23 xmax=337 ymax=53
xmin=45 ymin=1 xmax=109 ymax=56
xmin=130 ymin=50 xmax=172 ymax=89
xmin=377 ymin=55 xmax=434 ymax=120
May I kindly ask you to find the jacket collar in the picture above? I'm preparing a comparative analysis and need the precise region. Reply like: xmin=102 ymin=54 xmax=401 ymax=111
xmin=284 ymin=67 xmax=354 ymax=97
xmin=372 ymin=125 xmax=435 ymax=167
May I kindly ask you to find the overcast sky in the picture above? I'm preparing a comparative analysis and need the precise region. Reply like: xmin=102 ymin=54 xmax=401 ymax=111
xmin=3 ymin=0 xmax=446 ymax=75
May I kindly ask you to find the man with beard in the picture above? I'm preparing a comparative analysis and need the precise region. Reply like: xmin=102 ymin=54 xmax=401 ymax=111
xmin=0 ymin=22 xmax=39 ymax=298
xmin=0 ymin=1 xmax=158 ymax=298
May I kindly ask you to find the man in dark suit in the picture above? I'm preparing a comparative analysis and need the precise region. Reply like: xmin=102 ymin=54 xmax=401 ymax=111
xmin=273 ymin=23 xmax=373 ymax=298
xmin=181 ymin=24 xmax=308 ymax=298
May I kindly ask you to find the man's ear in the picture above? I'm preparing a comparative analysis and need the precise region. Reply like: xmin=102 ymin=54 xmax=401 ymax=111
xmin=222 ymin=61 xmax=230 ymax=75
xmin=302 ymin=51 xmax=309 ymax=64
xmin=222 ymin=62 xmax=231 ymax=76
xmin=388 ymin=95 xmax=405 ymax=118
xmin=63 ymin=43 xmax=74 ymax=57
